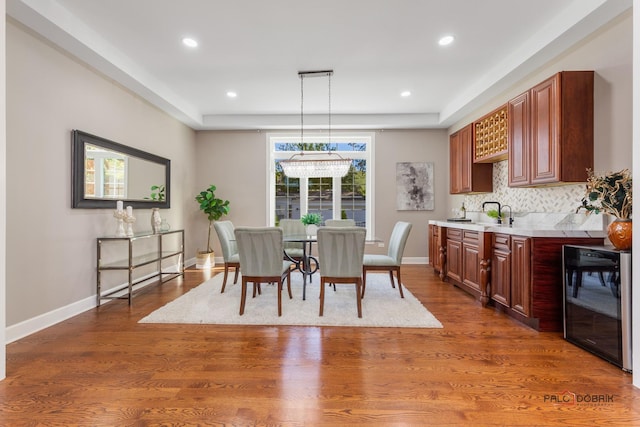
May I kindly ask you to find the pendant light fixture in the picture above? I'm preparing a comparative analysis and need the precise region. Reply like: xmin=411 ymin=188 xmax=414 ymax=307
xmin=280 ymin=70 xmax=351 ymax=178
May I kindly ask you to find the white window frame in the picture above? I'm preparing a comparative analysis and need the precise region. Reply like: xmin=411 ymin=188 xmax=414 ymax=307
xmin=85 ymin=148 xmax=128 ymax=199
xmin=267 ymin=132 xmax=375 ymax=239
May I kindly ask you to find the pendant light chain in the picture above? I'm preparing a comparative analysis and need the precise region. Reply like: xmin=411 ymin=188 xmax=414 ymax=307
xmin=328 ymin=72 xmax=331 ymax=145
xmin=300 ymin=73 xmax=304 ymax=146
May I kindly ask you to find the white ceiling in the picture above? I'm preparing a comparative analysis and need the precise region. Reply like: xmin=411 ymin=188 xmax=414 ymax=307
xmin=6 ymin=0 xmax=632 ymax=130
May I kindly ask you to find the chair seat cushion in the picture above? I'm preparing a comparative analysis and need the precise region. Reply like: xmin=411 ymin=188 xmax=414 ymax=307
xmin=282 ymin=260 xmax=294 ymax=273
xmin=363 ymin=254 xmax=397 ymax=267
xmin=284 ymin=248 xmax=304 ymax=258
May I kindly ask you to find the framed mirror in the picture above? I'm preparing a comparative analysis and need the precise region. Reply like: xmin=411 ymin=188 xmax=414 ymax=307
xmin=72 ymin=130 xmax=170 ymax=209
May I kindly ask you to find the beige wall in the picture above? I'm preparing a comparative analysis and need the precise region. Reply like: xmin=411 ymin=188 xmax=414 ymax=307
xmin=448 ymin=11 xmax=633 ymax=214
xmin=6 ymin=21 xmax=197 ymax=328
xmin=195 ymin=129 xmax=449 ymax=260
xmin=2 ymin=7 xmax=633 ymax=341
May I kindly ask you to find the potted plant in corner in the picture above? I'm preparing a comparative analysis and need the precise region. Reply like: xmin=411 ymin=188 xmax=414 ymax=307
xmin=577 ymin=168 xmax=632 ymax=250
xmin=195 ymin=184 xmax=230 ymax=268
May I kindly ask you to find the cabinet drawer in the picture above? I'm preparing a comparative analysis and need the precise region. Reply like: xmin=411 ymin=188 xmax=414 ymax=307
xmin=493 ymin=233 xmax=510 ymax=249
xmin=463 ymin=230 xmax=479 ymax=242
xmin=447 ymin=228 xmax=463 ymax=240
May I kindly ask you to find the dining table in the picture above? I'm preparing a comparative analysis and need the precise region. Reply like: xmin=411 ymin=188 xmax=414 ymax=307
xmin=284 ymin=234 xmax=319 ymax=300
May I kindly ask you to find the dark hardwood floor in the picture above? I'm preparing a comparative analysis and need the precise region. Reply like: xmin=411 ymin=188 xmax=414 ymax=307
xmin=1 ymin=265 xmax=639 ymax=426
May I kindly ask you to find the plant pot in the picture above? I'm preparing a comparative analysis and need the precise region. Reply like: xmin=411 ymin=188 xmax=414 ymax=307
xmin=196 ymin=251 xmax=215 ymax=269
xmin=607 ymin=219 xmax=632 ymax=251
xmin=306 ymin=224 xmax=319 ymax=236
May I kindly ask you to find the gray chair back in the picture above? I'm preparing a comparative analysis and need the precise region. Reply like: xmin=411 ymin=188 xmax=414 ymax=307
xmin=317 ymin=227 xmax=366 ymax=278
xmin=213 ymin=220 xmax=237 ymax=262
xmin=388 ymin=221 xmax=412 ymax=265
xmin=279 ymin=218 xmax=305 ymax=252
xmin=234 ymin=227 xmax=285 ymax=277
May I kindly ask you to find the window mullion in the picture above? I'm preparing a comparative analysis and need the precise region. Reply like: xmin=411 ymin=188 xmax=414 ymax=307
xmin=333 ymin=176 xmax=342 ymax=220
xmin=300 ymin=177 xmax=309 ymax=216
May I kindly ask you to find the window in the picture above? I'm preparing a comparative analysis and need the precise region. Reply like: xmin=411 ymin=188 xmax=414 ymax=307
xmin=84 ymin=144 xmax=127 ymax=199
xmin=268 ymin=133 xmax=374 ymax=238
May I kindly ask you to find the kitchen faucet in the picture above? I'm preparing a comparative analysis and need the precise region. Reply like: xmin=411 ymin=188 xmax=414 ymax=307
xmin=502 ymin=205 xmax=514 ymax=226
xmin=482 ymin=201 xmax=502 ymax=224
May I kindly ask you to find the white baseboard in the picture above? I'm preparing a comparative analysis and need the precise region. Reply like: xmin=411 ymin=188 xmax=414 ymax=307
xmin=403 ymin=257 xmax=428 ymax=265
xmin=6 ymin=257 xmax=427 ymax=343
xmin=6 ymin=294 xmax=96 ymax=344
xmin=5 ymin=270 xmax=182 ymax=344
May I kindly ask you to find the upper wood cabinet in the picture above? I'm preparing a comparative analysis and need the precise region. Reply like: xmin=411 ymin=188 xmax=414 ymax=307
xmin=450 ymin=124 xmax=492 ymax=194
xmin=508 ymin=71 xmax=594 ymax=187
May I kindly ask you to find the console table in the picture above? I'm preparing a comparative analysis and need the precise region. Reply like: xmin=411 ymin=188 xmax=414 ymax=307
xmin=97 ymin=229 xmax=184 ymax=306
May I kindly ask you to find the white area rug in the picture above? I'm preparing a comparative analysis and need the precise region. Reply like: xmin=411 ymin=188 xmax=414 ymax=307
xmin=139 ymin=272 xmax=443 ymax=328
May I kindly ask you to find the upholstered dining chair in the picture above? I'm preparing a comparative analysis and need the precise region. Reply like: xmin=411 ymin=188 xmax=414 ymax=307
xmin=279 ymin=219 xmax=306 ymax=260
xmin=234 ymin=227 xmax=293 ymax=316
xmin=317 ymin=226 xmax=366 ymax=318
xmin=324 ymin=219 xmax=356 ymax=227
xmin=213 ymin=220 xmax=240 ymax=293
xmin=362 ymin=221 xmax=412 ymax=299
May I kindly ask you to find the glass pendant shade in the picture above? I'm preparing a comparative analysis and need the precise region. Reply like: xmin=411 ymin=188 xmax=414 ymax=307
xmin=281 ymin=153 xmax=350 ymax=178
xmin=282 ymin=69 xmax=350 ymax=178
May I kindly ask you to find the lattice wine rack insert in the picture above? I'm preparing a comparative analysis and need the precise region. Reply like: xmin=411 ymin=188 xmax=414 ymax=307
xmin=473 ymin=105 xmax=508 ymax=162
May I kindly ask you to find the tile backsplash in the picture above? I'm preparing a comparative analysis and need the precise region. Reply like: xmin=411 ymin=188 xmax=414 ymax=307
xmin=463 ymin=160 xmax=587 ymax=214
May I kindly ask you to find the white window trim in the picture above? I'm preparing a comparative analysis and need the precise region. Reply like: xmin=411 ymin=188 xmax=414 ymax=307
xmin=267 ymin=131 xmax=375 ymax=239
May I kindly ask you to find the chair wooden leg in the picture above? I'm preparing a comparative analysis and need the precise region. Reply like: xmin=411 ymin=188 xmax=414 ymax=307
xmin=252 ymin=282 xmax=263 ymax=298
xmin=389 ymin=270 xmax=396 ymax=288
xmin=233 ymin=267 xmax=240 ymax=284
xmin=278 ymin=279 xmax=282 ymax=317
xmin=221 ymin=264 xmax=230 ymax=293
xmin=396 ymin=269 xmax=404 ymax=298
xmin=286 ymin=271 xmax=293 ymax=299
xmin=356 ymin=279 xmax=363 ymax=318
xmin=319 ymin=278 xmax=325 ymax=316
xmin=362 ymin=268 xmax=367 ymax=298
xmin=239 ymin=280 xmax=247 ymax=315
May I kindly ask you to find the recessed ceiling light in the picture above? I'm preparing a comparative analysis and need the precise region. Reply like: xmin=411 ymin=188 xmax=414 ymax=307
xmin=401 ymin=91 xmax=411 ymax=97
xmin=438 ymin=35 xmax=455 ymax=46
xmin=226 ymin=91 xmax=237 ymax=98
xmin=182 ymin=37 xmax=198 ymax=48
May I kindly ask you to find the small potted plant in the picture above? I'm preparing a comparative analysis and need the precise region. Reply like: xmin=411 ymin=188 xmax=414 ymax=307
xmin=485 ymin=209 xmax=504 ymax=223
xmin=195 ymin=184 xmax=230 ymax=268
xmin=148 ymin=184 xmax=165 ymax=201
xmin=301 ymin=213 xmax=322 ymax=236
xmin=577 ymin=168 xmax=632 ymax=250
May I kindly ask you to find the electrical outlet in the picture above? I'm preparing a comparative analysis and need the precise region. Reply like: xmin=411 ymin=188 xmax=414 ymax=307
xmin=378 ymin=242 xmax=385 ymax=248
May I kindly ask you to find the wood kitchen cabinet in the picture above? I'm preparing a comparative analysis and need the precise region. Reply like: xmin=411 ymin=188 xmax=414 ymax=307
xmin=446 ymin=228 xmax=463 ymax=283
xmin=510 ymin=235 xmax=531 ymax=317
xmin=450 ymin=124 xmax=492 ymax=194
xmin=445 ymin=227 xmax=492 ymax=305
xmin=490 ymin=233 xmax=531 ymax=317
xmin=489 ymin=234 xmax=602 ymax=331
xmin=429 ymin=224 xmax=443 ymax=274
xmin=490 ymin=233 xmax=511 ymax=307
xmin=508 ymin=71 xmax=594 ymax=187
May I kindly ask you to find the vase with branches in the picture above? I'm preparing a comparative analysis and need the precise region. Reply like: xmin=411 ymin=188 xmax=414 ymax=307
xmin=577 ymin=168 xmax=632 ymax=250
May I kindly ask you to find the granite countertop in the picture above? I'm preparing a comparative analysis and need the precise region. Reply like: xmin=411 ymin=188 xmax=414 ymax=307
xmin=429 ymin=212 xmax=606 ymax=238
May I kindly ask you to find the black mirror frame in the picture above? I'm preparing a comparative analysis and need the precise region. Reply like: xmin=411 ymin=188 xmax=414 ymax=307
xmin=71 ymin=130 xmax=171 ymax=209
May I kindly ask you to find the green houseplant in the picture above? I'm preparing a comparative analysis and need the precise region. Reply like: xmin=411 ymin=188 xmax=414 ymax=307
xmin=301 ymin=213 xmax=322 ymax=235
xmin=149 ymin=184 xmax=165 ymax=201
xmin=195 ymin=185 xmax=230 ymax=267
xmin=300 ymin=213 xmax=322 ymax=226
xmin=485 ymin=209 xmax=504 ymax=223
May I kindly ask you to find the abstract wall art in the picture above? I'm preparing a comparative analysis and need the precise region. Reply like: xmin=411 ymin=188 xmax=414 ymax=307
xmin=396 ymin=162 xmax=434 ymax=210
